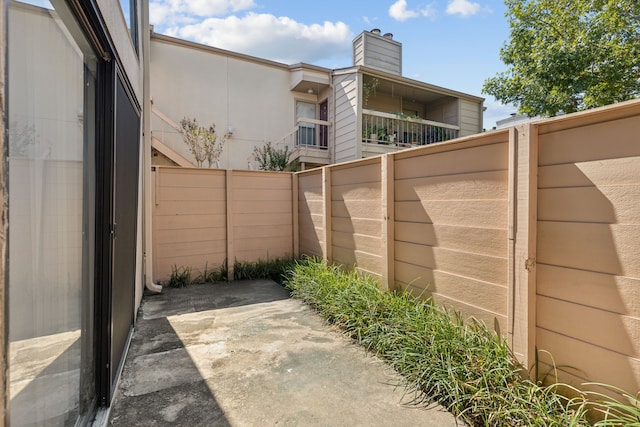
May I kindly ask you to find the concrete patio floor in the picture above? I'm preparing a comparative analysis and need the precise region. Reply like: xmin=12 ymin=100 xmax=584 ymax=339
xmin=107 ymin=280 xmax=462 ymax=426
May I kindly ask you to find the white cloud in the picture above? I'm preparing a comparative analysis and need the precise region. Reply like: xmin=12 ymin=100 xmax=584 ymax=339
xmin=388 ymin=0 xmax=419 ymax=22
xmin=446 ymin=0 xmax=481 ymax=16
xmin=172 ymin=13 xmax=353 ymax=64
xmin=420 ymin=4 xmax=436 ymax=18
xmin=150 ymin=0 xmax=256 ymax=28
xmin=182 ymin=0 xmax=256 ymax=16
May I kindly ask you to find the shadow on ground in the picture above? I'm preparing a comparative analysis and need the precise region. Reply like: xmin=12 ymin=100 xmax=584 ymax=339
xmin=108 ymin=280 xmax=461 ymax=426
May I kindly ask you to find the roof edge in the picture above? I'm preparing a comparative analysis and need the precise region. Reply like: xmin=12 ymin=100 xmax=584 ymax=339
xmin=151 ymin=31 xmax=291 ymax=71
xmin=353 ymin=66 xmax=485 ymax=102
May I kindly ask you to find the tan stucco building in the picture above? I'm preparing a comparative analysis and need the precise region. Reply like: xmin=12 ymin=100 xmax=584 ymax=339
xmin=149 ymin=28 xmax=484 ymax=170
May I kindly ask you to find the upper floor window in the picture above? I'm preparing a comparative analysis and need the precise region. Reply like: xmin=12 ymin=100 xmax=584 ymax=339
xmin=119 ymin=0 xmax=138 ymax=54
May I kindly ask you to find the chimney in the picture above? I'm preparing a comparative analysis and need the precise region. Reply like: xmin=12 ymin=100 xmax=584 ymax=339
xmin=352 ymin=29 xmax=402 ymax=76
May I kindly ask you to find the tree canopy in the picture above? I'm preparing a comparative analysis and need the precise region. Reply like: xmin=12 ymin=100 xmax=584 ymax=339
xmin=483 ymin=0 xmax=640 ymax=117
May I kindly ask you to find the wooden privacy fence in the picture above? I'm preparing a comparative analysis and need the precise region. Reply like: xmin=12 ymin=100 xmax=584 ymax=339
xmin=152 ymin=168 xmax=296 ymax=281
xmin=152 ymin=100 xmax=640 ymax=396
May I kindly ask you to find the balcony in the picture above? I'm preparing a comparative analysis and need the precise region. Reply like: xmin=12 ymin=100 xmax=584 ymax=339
xmin=281 ymin=118 xmax=331 ymax=169
xmin=361 ymin=109 xmax=459 ymax=157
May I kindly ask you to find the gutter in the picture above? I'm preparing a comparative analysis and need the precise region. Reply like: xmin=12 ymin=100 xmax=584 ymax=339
xmin=143 ymin=18 xmax=161 ymax=294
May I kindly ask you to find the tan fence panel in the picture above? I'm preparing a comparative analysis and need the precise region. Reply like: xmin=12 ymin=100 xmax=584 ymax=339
xmin=150 ymin=100 xmax=640 ymax=395
xmin=152 ymin=167 xmax=294 ymax=282
xmin=330 ymin=158 xmax=383 ymax=279
xmin=230 ymin=171 xmax=293 ymax=262
xmin=393 ymin=133 xmax=511 ymax=332
xmin=535 ymin=102 xmax=640 ymax=393
xmin=298 ymin=170 xmax=324 ymax=257
xmin=152 ymin=167 xmax=227 ymax=281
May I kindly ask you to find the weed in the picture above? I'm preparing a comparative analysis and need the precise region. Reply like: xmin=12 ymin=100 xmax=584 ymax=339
xmin=193 ymin=261 xmax=228 ymax=283
xmin=233 ymin=256 xmax=297 ymax=284
xmin=168 ymin=257 xmax=294 ymax=287
xmin=167 ymin=265 xmax=192 ymax=288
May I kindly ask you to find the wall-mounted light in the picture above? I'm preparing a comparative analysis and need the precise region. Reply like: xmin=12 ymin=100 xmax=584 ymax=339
xmin=225 ymin=125 xmax=234 ymax=138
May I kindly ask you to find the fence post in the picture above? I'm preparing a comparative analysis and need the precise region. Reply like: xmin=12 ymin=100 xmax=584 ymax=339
xmin=226 ymin=169 xmax=234 ymax=281
xmin=292 ymin=172 xmax=299 ymax=258
xmin=381 ymin=154 xmax=395 ymax=291
xmin=508 ymin=124 xmax=538 ymax=372
xmin=322 ymin=166 xmax=332 ymax=262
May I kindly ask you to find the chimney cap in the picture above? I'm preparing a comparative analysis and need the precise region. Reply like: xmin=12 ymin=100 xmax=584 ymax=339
xmin=383 ymin=32 xmax=393 ymax=39
xmin=371 ymin=28 xmax=381 ymax=34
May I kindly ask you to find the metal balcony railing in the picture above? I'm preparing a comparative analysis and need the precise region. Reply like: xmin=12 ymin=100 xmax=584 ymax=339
xmin=295 ymin=118 xmax=330 ymax=149
xmin=362 ymin=109 xmax=459 ymax=147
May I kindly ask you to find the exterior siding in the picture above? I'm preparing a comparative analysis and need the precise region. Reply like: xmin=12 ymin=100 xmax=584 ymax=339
xmin=353 ymin=31 xmax=402 ymax=76
xmin=459 ymin=99 xmax=482 ymax=136
xmin=333 ymin=73 xmax=359 ymax=163
xmin=426 ymin=98 xmax=458 ymax=127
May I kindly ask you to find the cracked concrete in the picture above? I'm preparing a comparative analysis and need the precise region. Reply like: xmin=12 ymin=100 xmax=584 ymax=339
xmin=108 ymin=280 xmax=462 ymax=426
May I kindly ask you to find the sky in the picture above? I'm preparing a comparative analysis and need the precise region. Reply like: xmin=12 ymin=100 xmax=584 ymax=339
xmin=149 ymin=0 xmax=517 ymax=129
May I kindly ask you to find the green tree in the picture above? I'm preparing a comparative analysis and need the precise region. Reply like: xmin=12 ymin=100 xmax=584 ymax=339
xmin=483 ymin=0 xmax=640 ymax=117
xmin=180 ymin=117 xmax=224 ymax=168
xmin=252 ymin=142 xmax=298 ymax=171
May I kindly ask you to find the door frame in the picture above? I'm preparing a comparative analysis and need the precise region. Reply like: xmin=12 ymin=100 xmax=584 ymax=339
xmin=95 ymin=64 xmax=141 ymax=406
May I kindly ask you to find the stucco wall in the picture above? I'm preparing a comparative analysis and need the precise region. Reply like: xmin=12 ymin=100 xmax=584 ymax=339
xmin=150 ymin=36 xmax=296 ymax=170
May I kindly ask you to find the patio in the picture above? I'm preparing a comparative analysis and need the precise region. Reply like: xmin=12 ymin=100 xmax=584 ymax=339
xmin=107 ymin=280 xmax=461 ymax=426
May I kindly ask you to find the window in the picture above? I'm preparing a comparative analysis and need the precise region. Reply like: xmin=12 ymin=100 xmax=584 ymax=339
xmin=296 ymin=101 xmax=316 ymax=146
xmin=119 ymin=0 xmax=138 ymax=53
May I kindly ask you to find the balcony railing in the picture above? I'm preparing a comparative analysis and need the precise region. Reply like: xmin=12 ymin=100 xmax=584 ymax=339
xmin=362 ymin=109 xmax=459 ymax=147
xmin=250 ymin=118 xmax=331 ymax=169
xmin=295 ymin=118 xmax=330 ymax=149
xmin=270 ymin=118 xmax=330 ymax=150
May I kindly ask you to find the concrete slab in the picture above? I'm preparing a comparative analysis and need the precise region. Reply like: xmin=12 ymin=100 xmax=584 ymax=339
xmin=108 ymin=280 xmax=462 ymax=426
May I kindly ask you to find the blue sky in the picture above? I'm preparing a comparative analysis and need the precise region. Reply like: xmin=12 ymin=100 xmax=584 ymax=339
xmin=149 ymin=0 xmax=517 ymax=128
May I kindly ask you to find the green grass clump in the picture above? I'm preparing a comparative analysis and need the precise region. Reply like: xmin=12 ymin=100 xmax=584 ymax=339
xmin=233 ymin=256 xmax=297 ymax=284
xmin=167 ymin=265 xmax=193 ymax=288
xmin=587 ymin=384 xmax=640 ymax=426
xmin=284 ymin=258 xmax=596 ymax=426
xmin=197 ymin=261 xmax=228 ymax=283
xmin=167 ymin=257 xmax=297 ymax=287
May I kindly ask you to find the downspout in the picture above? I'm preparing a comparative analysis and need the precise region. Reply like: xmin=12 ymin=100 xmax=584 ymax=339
xmin=142 ymin=12 xmax=161 ymax=293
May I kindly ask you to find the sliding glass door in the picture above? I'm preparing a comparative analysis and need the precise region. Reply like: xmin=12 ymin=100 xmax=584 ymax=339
xmin=8 ymin=1 xmax=98 ymax=424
